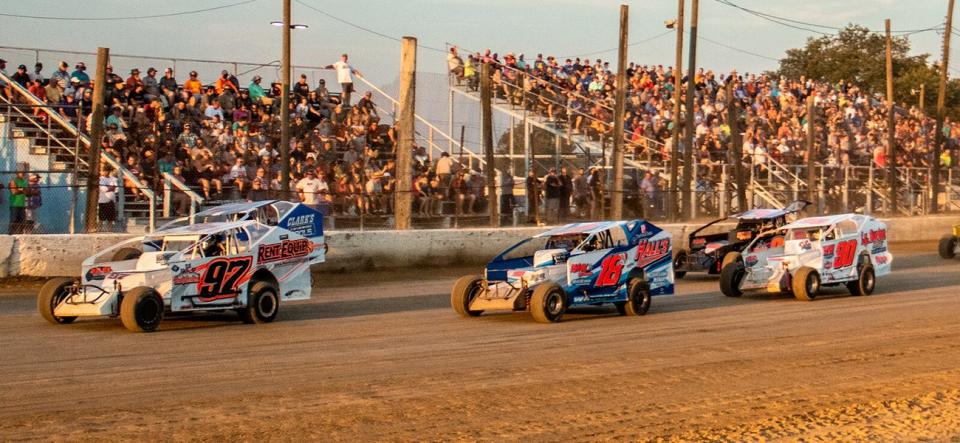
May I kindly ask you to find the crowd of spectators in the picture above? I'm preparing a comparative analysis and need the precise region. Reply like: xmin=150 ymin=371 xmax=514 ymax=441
xmin=447 ymin=47 xmax=960 ymax=197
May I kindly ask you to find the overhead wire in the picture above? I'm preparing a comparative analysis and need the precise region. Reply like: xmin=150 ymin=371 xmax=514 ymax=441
xmin=558 ymin=29 xmax=675 ymax=59
xmin=0 ymin=0 xmax=258 ymax=21
xmin=713 ymin=0 xmax=942 ymax=35
xmin=294 ymin=0 xmax=448 ymax=54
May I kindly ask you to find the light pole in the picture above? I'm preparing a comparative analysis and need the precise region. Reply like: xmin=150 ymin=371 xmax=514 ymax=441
xmin=271 ymin=0 xmax=308 ymax=200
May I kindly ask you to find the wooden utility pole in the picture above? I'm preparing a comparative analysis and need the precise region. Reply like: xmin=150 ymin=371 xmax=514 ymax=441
xmin=610 ymin=4 xmax=629 ymax=220
xmin=681 ymin=0 xmax=699 ymax=220
xmin=394 ymin=37 xmax=417 ymax=230
xmin=481 ymin=62 xmax=498 ymax=227
xmin=279 ymin=0 xmax=292 ymax=199
xmin=885 ymin=19 xmax=898 ymax=214
xmin=919 ymin=83 xmax=925 ymax=111
xmin=727 ymin=80 xmax=746 ymax=211
xmin=669 ymin=0 xmax=685 ymax=221
xmin=933 ymin=0 xmax=955 ymax=214
xmin=806 ymin=95 xmax=816 ymax=206
xmin=84 ymin=47 xmax=109 ymax=233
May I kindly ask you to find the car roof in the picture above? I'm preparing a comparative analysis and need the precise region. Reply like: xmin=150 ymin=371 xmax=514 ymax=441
xmin=536 ymin=221 xmax=632 ymax=237
xmin=781 ymin=214 xmax=865 ymax=230
xmin=194 ymin=200 xmax=277 ymax=218
xmin=154 ymin=220 xmax=261 ymax=236
xmin=734 ymin=208 xmax=789 ymax=220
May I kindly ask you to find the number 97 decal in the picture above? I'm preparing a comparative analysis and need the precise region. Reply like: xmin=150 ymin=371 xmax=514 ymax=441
xmin=197 ymin=256 xmax=253 ymax=302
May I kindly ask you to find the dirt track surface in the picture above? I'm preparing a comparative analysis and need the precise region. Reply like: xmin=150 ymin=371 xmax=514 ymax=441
xmin=1 ymin=241 xmax=959 ymax=441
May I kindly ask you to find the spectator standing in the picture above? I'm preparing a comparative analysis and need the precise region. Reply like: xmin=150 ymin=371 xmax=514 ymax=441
xmin=639 ymin=171 xmax=657 ymax=218
xmin=572 ymin=167 xmax=590 ymax=217
xmin=526 ymin=169 xmax=541 ymax=225
xmin=435 ymin=151 xmax=455 ymax=193
xmin=544 ymin=168 xmax=563 ymax=224
xmin=98 ymin=168 xmax=118 ymax=232
xmin=559 ymin=166 xmax=572 ymax=222
xmin=499 ymin=170 xmax=515 ymax=215
xmin=296 ymin=170 xmax=327 ymax=208
xmin=26 ymin=174 xmax=42 ymax=233
xmin=325 ymin=53 xmax=361 ymax=106
xmin=447 ymin=47 xmax=464 ymax=84
xmin=8 ymin=169 xmax=29 ymax=234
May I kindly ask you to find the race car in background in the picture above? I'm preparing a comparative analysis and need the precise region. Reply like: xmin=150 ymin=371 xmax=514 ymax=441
xmin=37 ymin=204 xmax=326 ymax=332
xmin=674 ymin=200 xmax=809 ymax=278
xmin=718 ymin=214 xmax=891 ymax=301
xmin=451 ymin=220 xmax=675 ymax=323
xmin=939 ymin=224 xmax=960 ymax=259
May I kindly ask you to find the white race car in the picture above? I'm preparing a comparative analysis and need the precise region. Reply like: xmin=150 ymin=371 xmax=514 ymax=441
xmin=37 ymin=203 xmax=326 ymax=332
xmin=719 ymin=214 xmax=892 ymax=301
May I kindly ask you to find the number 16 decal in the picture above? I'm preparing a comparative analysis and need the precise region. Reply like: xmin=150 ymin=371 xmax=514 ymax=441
xmin=198 ymin=256 xmax=253 ymax=302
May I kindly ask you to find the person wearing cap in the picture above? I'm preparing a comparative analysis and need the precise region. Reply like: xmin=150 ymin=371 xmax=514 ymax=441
xmin=143 ymin=67 xmax=160 ymax=101
xmin=215 ymin=69 xmax=238 ymax=95
xmin=105 ymin=106 xmax=126 ymax=135
xmin=543 ymin=168 xmax=563 ymax=224
xmin=125 ymin=68 xmax=143 ymax=90
xmin=29 ymin=62 xmax=45 ymax=85
xmin=159 ymin=67 xmax=177 ymax=105
xmin=8 ymin=168 xmax=30 ymax=234
xmin=70 ymin=62 xmax=89 ymax=86
xmin=324 ymin=53 xmax=361 ymax=106
xmin=293 ymin=73 xmax=310 ymax=99
xmin=248 ymin=75 xmax=267 ymax=104
xmin=296 ymin=169 xmax=327 ymax=208
xmin=183 ymin=71 xmax=202 ymax=96
xmin=44 ymin=74 xmax=63 ymax=104
xmin=50 ymin=61 xmax=70 ymax=86
xmin=11 ymin=64 xmax=30 ymax=87
xmin=25 ymin=174 xmax=42 ymax=233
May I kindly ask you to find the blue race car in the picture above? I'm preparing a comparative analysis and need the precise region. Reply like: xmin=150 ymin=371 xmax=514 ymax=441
xmin=451 ymin=220 xmax=675 ymax=323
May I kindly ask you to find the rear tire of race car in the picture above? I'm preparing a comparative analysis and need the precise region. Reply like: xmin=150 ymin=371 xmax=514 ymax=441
xmin=847 ymin=264 xmax=876 ymax=297
xmin=451 ymin=275 xmax=485 ymax=317
xmin=939 ymin=235 xmax=957 ymax=259
xmin=239 ymin=281 xmax=280 ymax=324
xmin=719 ymin=261 xmax=744 ymax=298
xmin=624 ymin=278 xmax=651 ymax=316
xmin=120 ymin=287 xmax=164 ymax=332
xmin=111 ymin=247 xmax=142 ymax=262
xmin=37 ymin=277 xmax=78 ymax=325
xmin=792 ymin=267 xmax=820 ymax=301
xmin=530 ymin=283 xmax=566 ymax=323
xmin=673 ymin=249 xmax=687 ymax=279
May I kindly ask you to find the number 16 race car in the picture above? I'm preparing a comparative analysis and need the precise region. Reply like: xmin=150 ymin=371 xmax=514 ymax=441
xmin=719 ymin=214 xmax=891 ymax=301
xmin=451 ymin=220 xmax=675 ymax=323
xmin=37 ymin=202 xmax=326 ymax=332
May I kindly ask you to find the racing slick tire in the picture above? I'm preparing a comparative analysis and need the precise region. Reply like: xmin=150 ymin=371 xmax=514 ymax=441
xmin=239 ymin=281 xmax=280 ymax=324
xmin=939 ymin=234 xmax=957 ymax=259
xmin=624 ymin=277 xmax=651 ymax=316
xmin=719 ymin=261 xmax=745 ymax=298
xmin=111 ymin=247 xmax=142 ymax=262
xmin=792 ymin=267 xmax=820 ymax=301
xmin=847 ymin=261 xmax=876 ymax=297
xmin=120 ymin=287 xmax=164 ymax=332
xmin=673 ymin=249 xmax=688 ymax=279
xmin=37 ymin=277 xmax=78 ymax=325
xmin=721 ymin=251 xmax=741 ymax=270
xmin=451 ymin=275 xmax=485 ymax=317
xmin=530 ymin=282 xmax=567 ymax=323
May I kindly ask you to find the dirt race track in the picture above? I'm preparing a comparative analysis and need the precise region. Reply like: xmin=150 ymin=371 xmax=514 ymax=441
xmin=1 ymin=241 xmax=959 ymax=441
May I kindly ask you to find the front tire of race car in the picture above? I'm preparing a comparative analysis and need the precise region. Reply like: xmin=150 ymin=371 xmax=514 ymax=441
xmin=624 ymin=278 xmax=651 ymax=316
xmin=792 ymin=267 xmax=820 ymax=301
xmin=672 ymin=249 xmax=687 ymax=279
xmin=721 ymin=251 xmax=741 ymax=270
xmin=847 ymin=263 xmax=876 ymax=296
xmin=451 ymin=275 xmax=485 ymax=317
xmin=719 ymin=260 xmax=744 ymax=298
xmin=939 ymin=234 xmax=957 ymax=259
xmin=239 ymin=281 xmax=280 ymax=324
xmin=37 ymin=277 xmax=78 ymax=325
xmin=530 ymin=283 xmax=566 ymax=323
xmin=120 ymin=287 xmax=164 ymax=332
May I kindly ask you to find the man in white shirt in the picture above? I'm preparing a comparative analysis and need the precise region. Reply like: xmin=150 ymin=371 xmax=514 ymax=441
xmin=98 ymin=168 xmax=118 ymax=232
xmin=325 ymin=53 xmax=361 ymax=106
xmin=296 ymin=170 xmax=327 ymax=207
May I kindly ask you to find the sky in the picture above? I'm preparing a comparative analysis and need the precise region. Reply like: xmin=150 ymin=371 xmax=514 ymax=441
xmin=0 ymin=0 xmax=956 ymax=87
xmin=1 ymin=0 xmax=957 ymax=156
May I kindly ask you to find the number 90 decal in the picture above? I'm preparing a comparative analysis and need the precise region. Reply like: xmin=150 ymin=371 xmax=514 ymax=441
xmin=197 ymin=256 xmax=253 ymax=302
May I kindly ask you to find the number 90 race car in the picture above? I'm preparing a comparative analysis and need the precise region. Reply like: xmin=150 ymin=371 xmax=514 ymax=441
xmin=718 ymin=214 xmax=891 ymax=301
xmin=451 ymin=220 xmax=675 ymax=323
xmin=37 ymin=202 xmax=326 ymax=332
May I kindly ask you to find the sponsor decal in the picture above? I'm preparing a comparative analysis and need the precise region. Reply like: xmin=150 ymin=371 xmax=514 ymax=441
xmin=173 ymin=264 xmax=200 ymax=285
xmin=799 ymin=240 xmax=812 ymax=251
xmin=569 ymin=263 xmax=591 ymax=277
xmin=197 ymin=256 xmax=253 ymax=302
xmin=823 ymin=244 xmax=836 ymax=258
xmin=692 ymin=238 xmax=707 ymax=247
xmin=635 ymin=238 xmax=671 ymax=269
xmin=745 ymin=255 xmax=759 ymax=266
xmin=258 ymin=239 xmax=313 ymax=264
xmin=871 ymin=245 xmax=888 ymax=254
xmin=285 ymin=214 xmax=316 ymax=237
xmin=85 ymin=266 xmax=112 ymax=281
xmin=861 ymin=229 xmax=887 ymax=245
xmin=736 ymin=231 xmax=753 ymax=241
xmin=876 ymin=254 xmax=889 ymax=265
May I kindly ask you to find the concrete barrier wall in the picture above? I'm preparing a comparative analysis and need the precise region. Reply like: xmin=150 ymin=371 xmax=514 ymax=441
xmin=0 ymin=215 xmax=954 ymax=278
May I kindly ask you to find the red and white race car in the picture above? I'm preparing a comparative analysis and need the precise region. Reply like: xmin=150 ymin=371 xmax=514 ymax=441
xmin=719 ymin=214 xmax=892 ymax=301
xmin=37 ymin=203 xmax=326 ymax=332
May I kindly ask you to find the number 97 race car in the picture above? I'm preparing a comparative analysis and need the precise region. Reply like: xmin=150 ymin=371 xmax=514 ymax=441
xmin=451 ymin=220 xmax=675 ymax=323
xmin=37 ymin=203 xmax=326 ymax=332
xmin=719 ymin=214 xmax=891 ymax=301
